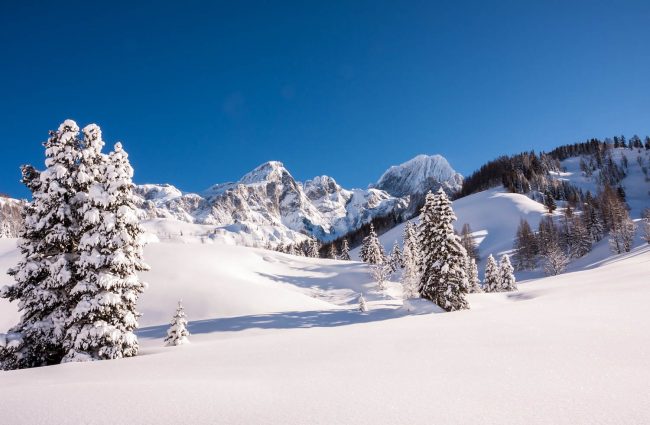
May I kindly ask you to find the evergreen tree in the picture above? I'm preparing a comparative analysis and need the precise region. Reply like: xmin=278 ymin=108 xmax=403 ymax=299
xmin=465 ymin=257 xmax=482 ymax=293
xmin=307 ymin=237 xmax=320 ymax=258
xmin=482 ymin=254 xmax=500 ymax=293
xmin=388 ymin=240 xmax=402 ymax=272
xmin=418 ymin=189 xmax=469 ymax=311
xmin=459 ymin=223 xmax=479 ymax=261
xmin=544 ymin=190 xmax=557 ymax=213
xmin=513 ymin=219 xmax=538 ymax=270
xmin=358 ymin=294 xmax=368 ymax=313
xmin=0 ymin=121 xmax=82 ymax=369
xmin=400 ymin=222 xmax=420 ymax=299
xmin=339 ymin=238 xmax=351 ymax=261
xmin=359 ymin=236 xmax=369 ymax=262
xmin=583 ymin=194 xmax=604 ymax=242
xmin=569 ymin=215 xmax=592 ymax=258
xmin=328 ymin=243 xmax=338 ymax=260
xmin=164 ymin=300 xmax=190 ymax=346
xmin=498 ymin=254 xmax=517 ymax=291
xmin=63 ymin=137 xmax=149 ymax=362
xmin=362 ymin=224 xmax=385 ymax=265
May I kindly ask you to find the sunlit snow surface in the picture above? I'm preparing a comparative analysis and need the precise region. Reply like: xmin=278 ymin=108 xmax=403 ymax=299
xmin=0 ymin=234 xmax=649 ymax=424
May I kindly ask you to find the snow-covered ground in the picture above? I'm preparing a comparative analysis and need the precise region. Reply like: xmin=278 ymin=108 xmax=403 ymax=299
xmin=0 ymin=236 xmax=648 ymax=424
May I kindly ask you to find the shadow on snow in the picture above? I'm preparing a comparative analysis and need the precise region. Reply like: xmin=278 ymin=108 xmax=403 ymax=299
xmin=137 ymin=306 xmax=429 ymax=340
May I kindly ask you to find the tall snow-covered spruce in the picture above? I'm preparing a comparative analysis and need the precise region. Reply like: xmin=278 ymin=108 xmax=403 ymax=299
xmin=0 ymin=121 xmax=82 ymax=369
xmin=418 ymin=189 xmax=469 ymax=311
xmin=339 ymin=238 xmax=351 ymax=261
xmin=400 ymin=221 xmax=420 ymax=299
xmin=63 ymin=137 xmax=149 ymax=362
xmin=498 ymin=254 xmax=517 ymax=292
xmin=465 ymin=257 xmax=482 ymax=293
xmin=165 ymin=300 xmax=190 ymax=346
xmin=361 ymin=224 xmax=386 ymax=265
xmin=482 ymin=254 xmax=500 ymax=293
xmin=0 ymin=120 xmax=149 ymax=369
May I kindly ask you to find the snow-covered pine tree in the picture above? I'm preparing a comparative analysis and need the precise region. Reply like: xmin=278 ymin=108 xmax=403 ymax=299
xmin=339 ymin=238 xmax=351 ymax=261
xmin=359 ymin=236 xmax=369 ymax=262
xmin=308 ymin=237 xmax=321 ymax=258
xmin=164 ymin=300 xmax=190 ymax=346
xmin=418 ymin=189 xmax=469 ymax=311
xmin=363 ymin=224 xmax=386 ymax=265
xmin=466 ymin=257 xmax=482 ymax=293
xmin=0 ymin=121 xmax=82 ymax=369
xmin=498 ymin=254 xmax=517 ymax=291
xmin=287 ymin=243 xmax=298 ymax=256
xmin=63 ymin=137 xmax=150 ymax=362
xmin=460 ymin=223 xmax=479 ymax=261
xmin=482 ymin=254 xmax=500 ymax=293
xmin=569 ymin=215 xmax=592 ymax=258
xmin=583 ymin=194 xmax=604 ymax=242
xmin=400 ymin=221 xmax=420 ymax=299
xmin=358 ymin=294 xmax=368 ymax=313
xmin=513 ymin=219 xmax=538 ymax=270
xmin=328 ymin=243 xmax=338 ymax=260
xmin=388 ymin=240 xmax=402 ymax=272
xmin=544 ymin=190 xmax=557 ymax=213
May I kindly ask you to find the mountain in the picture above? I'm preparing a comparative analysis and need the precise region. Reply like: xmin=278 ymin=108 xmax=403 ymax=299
xmin=135 ymin=161 xmax=406 ymax=245
xmin=374 ymin=154 xmax=463 ymax=197
xmin=0 ymin=196 xmax=24 ymax=238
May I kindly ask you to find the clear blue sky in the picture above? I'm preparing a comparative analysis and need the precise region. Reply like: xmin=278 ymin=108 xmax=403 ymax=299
xmin=1 ymin=0 xmax=649 ymax=198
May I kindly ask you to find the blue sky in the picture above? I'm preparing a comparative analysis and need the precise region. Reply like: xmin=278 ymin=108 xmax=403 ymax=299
xmin=1 ymin=0 xmax=649 ymax=198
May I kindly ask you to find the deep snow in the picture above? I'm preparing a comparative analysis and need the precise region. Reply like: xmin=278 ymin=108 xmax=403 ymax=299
xmin=0 ymin=238 xmax=648 ymax=424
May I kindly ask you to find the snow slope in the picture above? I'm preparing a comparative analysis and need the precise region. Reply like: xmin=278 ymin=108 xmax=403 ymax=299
xmin=553 ymin=147 xmax=650 ymax=217
xmin=364 ymin=148 xmax=650 ymax=276
xmin=355 ymin=187 xmax=551 ymax=273
xmin=0 ymin=238 xmax=648 ymax=424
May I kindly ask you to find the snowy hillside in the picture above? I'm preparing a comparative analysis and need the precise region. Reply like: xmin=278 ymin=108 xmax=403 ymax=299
xmin=0 ymin=234 xmax=648 ymax=424
xmin=356 ymin=188 xmax=550 ymax=271
xmin=552 ymin=147 xmax=650 ymax=217
xmin=363 ymin=147 xmax=650 ymax=276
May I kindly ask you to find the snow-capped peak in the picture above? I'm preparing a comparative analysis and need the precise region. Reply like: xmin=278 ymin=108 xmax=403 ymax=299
xmin=375 ymin=154 xmax=463 ymax=197
xmin=239 ymin=161 xmax=291 ymax=185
